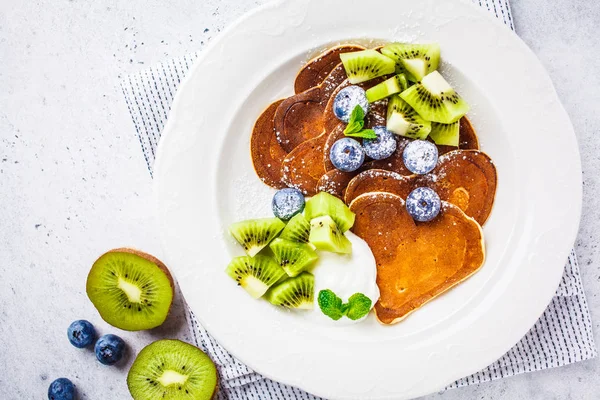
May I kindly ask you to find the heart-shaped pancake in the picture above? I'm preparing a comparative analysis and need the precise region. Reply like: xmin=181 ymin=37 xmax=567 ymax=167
xmin=294 ymin=44 xmax=365 ymax=94
xmin=345 ymin=150 xmax=497 ymax=225
xmin=349 ymin=192 xmax=485 ymax=325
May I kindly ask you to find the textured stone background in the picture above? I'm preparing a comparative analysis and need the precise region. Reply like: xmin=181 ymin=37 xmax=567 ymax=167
xmin=1 ymin=0 xmax=599 ymax=398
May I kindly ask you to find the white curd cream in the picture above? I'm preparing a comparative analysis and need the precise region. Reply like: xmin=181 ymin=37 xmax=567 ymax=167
xmin=302 ymin=231 xmax=379 ymax=325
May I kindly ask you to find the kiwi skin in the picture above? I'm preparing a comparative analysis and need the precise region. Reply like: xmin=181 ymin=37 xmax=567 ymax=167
xmin=88 ymin=248 xmax=175 ymax=331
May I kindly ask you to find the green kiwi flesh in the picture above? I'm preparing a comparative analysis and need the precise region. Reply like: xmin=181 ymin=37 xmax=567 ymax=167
xmin=304 ymin=191 xmax=355 ymax=232
xmin=386 ymin=95 xmax=432 ymax=139
xmin=309 ymin=215 xmax=352 ymax=254
xmin=269 ymin=238 xmax=318 ymax=277
xmin=86 ymin=249 xmax=174 ymax=331
xmin=400 ymin=71 xmax=470 ymax=124
xmin=229 ymin=217 xmax=285 ymax=257
xmin=380 ymin=43 xmax=440 ymax=82
xmin=225 ymin=255 xmax=286 ymax=298
xmin=429 ymin=121 xmax=460 ymax=146
xmin=365 ymin=75 xmax=402 ymax=103
xmin=267 ymin=272 xmax=315 ymax=309
xmin=279 ymin=213 xmax=311 ymax=244
xmin=127 ymin=339 xmax=217 ymax=400
xmin=339 ymin=49 xmax=396 ymax=84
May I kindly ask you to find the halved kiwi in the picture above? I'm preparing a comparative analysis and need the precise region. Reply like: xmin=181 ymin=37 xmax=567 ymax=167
xmin=365 ymin=75 xmax=402 ymax=103
xmin=381 ymin=43 xmax=440 ymax=82
xmin=279 ymin=213 xmax=311 ymax=244
xmin=429 ymin=121 xmax=460 ymax=146
xmin=266 ymin=272 xmax=315 ymax=309
xmin=400 ymin=71 xmax=470 ymax=124
xmin=309 ymin=215 xmax=352 ymax=254
xmin=127 ymin=339 xmax=217 ymax=400
xmin=229 ymin=217 xmax=285 ymax=257
xmin=339 ymin=49 xmax=396 ymax=84
xmin=304 ymin=191 xmax=355 ymax=232
xmin=270 ymin=238 xmax=318 ymax=277
xmin=225 ymin=255 xmax=286 ymax=298
xmin=86 ymin=249 xmax=174 ymax=331
xmin=386 ymin=95 xmax=432 ymax=139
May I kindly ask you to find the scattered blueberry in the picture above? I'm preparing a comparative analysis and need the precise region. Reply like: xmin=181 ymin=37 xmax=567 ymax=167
xmin=362 ymin=126 xmax=397 ymax=160
xmin=48 ymin=378 xmax=75 ymax=400
xmin=272 ymin=188 xmax=305 ymax=220
xmin=94 ymin=334 xmax=125 ymax=365
xmin=406 ymin=187 xmax=441 ymax=222
xmin=402 ymin=140 xmax=439 ymax=175
xmin=329 ymin=138 xmax=365 ymax=172
xmin=333 ymin=86 xmax=369 ymax=122
xmin=67 ymin=320 xmax=96 ymax=348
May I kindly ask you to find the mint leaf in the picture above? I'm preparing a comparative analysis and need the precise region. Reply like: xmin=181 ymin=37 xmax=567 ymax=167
xmin=344 ymin=293 xmax=372 ymax=320
xmin=345 ymin=129 xmax=377 ymax=140
xmin=343 ymin=120 xmax=364 ymax=135
xmin=347 ymin=105 xmax=364 ymax=125
xmin=318 ymin=289 xmax=344 ymax=320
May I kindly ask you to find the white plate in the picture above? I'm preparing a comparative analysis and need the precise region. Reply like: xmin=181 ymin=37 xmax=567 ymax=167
xmin=154 ymin=0 xmax=582 ymax=398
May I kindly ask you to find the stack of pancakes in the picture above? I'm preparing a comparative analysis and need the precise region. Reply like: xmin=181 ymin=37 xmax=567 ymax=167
xmin=250 ymin=45 xmax=497 ymax=324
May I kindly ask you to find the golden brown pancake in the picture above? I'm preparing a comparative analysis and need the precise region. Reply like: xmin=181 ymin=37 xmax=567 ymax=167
xmin=273 ymin=64 xmax=347 ymax=153
xmin=294 ymin=45 xmax=366 ymax=94
xmin=345 ymin=150 xmax=497 ymax=225
xmin=349 ymin=192 xmax=485 ymax=325
xmin=250 ymin=100 xmax=287 ymax=189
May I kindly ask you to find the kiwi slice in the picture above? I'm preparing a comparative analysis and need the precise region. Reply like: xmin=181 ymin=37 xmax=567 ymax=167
xmin=86 ymin=249 xmax=174 ymax=331
xmin=396 ymin=73 xmax=409 ymax=92
xmin=225 ymin=255 xmax=286 ymax=298
xmin=381 ymin=43 xmax=440 ymax=82
xmin=270 ymin=238 xmax=318 ymax=277
xmin=400 ymin=71 xmax=470 ymax=124
xmin=229 ymin=217 xmax=285 ymax=257
xmin=279 ymin=213 xmax=311 ymax=244
xmin=309 ymin=215 xmax=352 ymax=254
xmin=127 ymin=339 xmax=217 ymax=400
xmin=339 ymin=49 xmax=396 ymax=84
xmin=304 ymin=191 xmax=355 ymax=232
xmin=429 ymin=121 xmax=460 ymax=146
xmin=365 ymin=75 xmax=402 ymax=103
xmin=386 ymin=95 xmax=432 ymax=139
xmin=266 ymin=272 xmax=315 ymax=309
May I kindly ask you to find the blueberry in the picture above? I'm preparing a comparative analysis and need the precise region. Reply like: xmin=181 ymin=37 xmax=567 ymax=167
xmin=329 ymin=138 xmax=365 ymax=172
xmin=48 ymin=378 xmax=75 ymax=400
xmin=94 ymin=334 xmax=125 ymax=365
xmin=363 ymin=126 xmax=397 ymax=160
xmin=67 ymin=320 xmax=96 ymax=348
xmin=333 ymin=86 xmax=369 ymax=122
xmin=272 ymin=188 xmax=305 ymax=220
xmin=406 ymin=187 xmax=441 ymax=222
xmin=402 ymin=140 xmax=439 ymax=175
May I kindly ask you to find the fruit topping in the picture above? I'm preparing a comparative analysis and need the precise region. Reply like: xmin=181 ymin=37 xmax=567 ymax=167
xmin=271 ymin=188 xmax=305 ymax=220
xmin=279 ymin=213 xmax=312 ymax=243
xmin=95 ymin=334 xmax=126 ymax=365
xmin=339 ymin=49 xmax=396 ymax=84
xmin=329 ymin=137 xmax=365 ymax=172
xmin=270 ymin=238 xmax=318 ymax=277
xmin=400 ymin=70 xmax=469 ymax=124
xmin=309 ymin=215 xmax=352 ymax=254
xmin=386 ymin=95 xmax=431 ymax=139
xmin=266 ymin=272 xmax=315 ymax=309
xmin=333 ymin=85 xmax=369 ymax=123
xmin=406 ymin=187 xmax=441 ymax=222
xmin=429 ymin=121 xmax=460 ymax=147
xmin=304 ymin=191 xmax=355 ymax=232
xmin=67 ymin=320 xmax=96 ymax=348
xmin=365 ymin=75 xmax=402 ymax=103
xmin=229 ymin=217 xmax=285 ymax=257
xmin=362 ymin=126 xmax=397 ymax=160
xmin=127 ymin=339 xmax=217 ymax=400
xmin=86 ymin=249 xmax=174 ymax=331
xmin=48 ymin=378 xmax=75 ymax=400
xmin=380 ymin=43 xmax=441 ymax=81
xmin=402 ymin=139 xmax=439 ymax=175
xmin=225 ymin=255 xmax=286 ymax=298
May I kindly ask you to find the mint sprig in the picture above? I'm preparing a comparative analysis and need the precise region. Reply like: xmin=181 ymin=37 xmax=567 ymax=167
xmin=318 ymin=289 xmax=373 ymax=321
xmin=343 ymin=105 xmax=377 ymax=139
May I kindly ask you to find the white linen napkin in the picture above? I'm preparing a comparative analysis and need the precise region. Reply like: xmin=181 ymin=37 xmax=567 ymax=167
xmin=120 ymin=0 xmax=596 ymax=397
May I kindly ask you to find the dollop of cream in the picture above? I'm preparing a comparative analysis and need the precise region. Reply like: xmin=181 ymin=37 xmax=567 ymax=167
xmin=302 ymin=231 xmax=379 ymax=325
